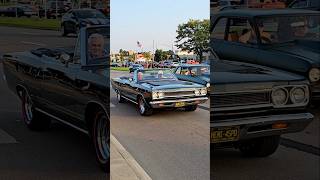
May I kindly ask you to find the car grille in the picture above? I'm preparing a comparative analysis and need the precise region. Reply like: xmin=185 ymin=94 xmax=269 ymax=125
xmin=164 ymin=90 xmax=196 ymax=98
xmin=211 ymin=91 xmax=270 ymax=108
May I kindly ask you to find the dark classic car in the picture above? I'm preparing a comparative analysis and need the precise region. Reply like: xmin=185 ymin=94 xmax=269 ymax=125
xmin=289 ymin=0 xmax=320 ymax=11
xmin=210 ymin=9 xmax=320 ymax=100
xmin=173 ymin=64 xmax=210 ymax=93
xmin=211 ymin=55 xmax=314 ymax=156
xmin=61 ymin=9 xmax=109 ymax=36
xmin=111 ymin=69 xmax=208 ymax=115
xmin=1 ymin=26 xmax=110 ymax=172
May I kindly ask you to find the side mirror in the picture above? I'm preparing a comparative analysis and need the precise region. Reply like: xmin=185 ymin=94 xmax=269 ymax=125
xmin=60 ymin=53 xmax=71 ymax=67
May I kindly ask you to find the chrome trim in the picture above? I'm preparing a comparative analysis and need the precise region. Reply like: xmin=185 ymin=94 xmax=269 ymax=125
xmin=35 ymin=108 xmax=89 ymax=135
xmin=122 ymin=95 xmax=138 ymax=104
xmin=272 ymin=85 xmax=310 ymax=108
xmin=212 ymin=89 xmax=270 ymax=95
xmin=212 ymin=104 xmax=272 ymax=112
xmin=150 ymin=97 xmax=208 ymax=104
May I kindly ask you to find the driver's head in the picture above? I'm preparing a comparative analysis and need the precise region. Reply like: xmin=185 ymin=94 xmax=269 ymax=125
xmin=88 ymin=33 xmax=105 ymax=59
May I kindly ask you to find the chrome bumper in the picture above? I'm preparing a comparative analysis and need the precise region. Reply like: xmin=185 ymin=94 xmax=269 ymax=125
xmin=149 ymin=97 xmax=208 ymax=108
xmin=211 ymin=113 xmax=314 ymax=143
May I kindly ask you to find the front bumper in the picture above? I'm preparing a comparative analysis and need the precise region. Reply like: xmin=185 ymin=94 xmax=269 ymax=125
xmin=149 ymin=97 xmax=208 ymax=108
xmin=211 ymin=113 xmax=314 ymax=143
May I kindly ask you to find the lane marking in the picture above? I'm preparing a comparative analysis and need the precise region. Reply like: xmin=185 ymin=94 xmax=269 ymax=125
xmin=20 ymin=41 xmax=46 ymax=46
xmin=111 ymin=134 xmax=152 ymax=180
xmin=20 ymin=32 xmax=38 ymax=36
xmin=0 ymin=129 xmax=18 ymax=144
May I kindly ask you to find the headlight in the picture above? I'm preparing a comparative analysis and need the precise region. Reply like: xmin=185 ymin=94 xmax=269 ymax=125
xmin=272 ymin=88 xmax=288 ymax=106
xmin=290 ymin=87 xmax=307 ymax=104
xmin=309 ymin=68 xmax=320 ymax=82
xmin=194 ymin=89 xmax=201 ymax=96
xmin=206 ymin=83 xmax=210 ymax=88
xmin=200 ymin=88 xmax=207 ymax=95
xmin=158 ymin=92 xmax=164 ymax=99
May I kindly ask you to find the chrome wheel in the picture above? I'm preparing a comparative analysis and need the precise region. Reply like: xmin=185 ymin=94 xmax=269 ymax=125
xmin=93 ymin=110 xmax=110 ymax=165
xmin=139 ymin=98 xmax=145 ymax=114
xmin=23 ymin=92 xmax=33 ymax=124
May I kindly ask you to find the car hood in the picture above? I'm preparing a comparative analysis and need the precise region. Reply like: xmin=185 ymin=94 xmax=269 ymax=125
xmin=268 ymin=41 xmax=320 ymax=65
xmin=212 ymin=60 xmax=306 ymax=85
xmin=80 ymin=18 xmax=109 ymax=25
xmin=140 ymin=80 xmax=204 ymax=90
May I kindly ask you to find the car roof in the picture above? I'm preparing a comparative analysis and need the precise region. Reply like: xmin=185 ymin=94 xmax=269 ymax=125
xmin=215 ymin=8 xmax=320 ymax=17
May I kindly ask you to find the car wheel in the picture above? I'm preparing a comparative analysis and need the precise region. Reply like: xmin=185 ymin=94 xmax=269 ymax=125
xmin=116 ymin=90 xmax=124 ymax=103
xmin=138 ymin=96 xmax=153 ymax=116
xmin=61 ymin=24 xmax=67 ymax=36
xmin=239 ymin=136 xmax=280 ymax=157
xmin=185 ymin=105 xmax=197 ymax=111
xmin=21 ymin=90 xmax=51 ymax=131
xmin=92 ymin=108 xmax=110 ymax=172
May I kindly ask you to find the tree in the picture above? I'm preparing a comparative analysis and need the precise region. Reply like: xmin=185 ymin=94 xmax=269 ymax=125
xmin=154 ymin=49 xmax=171 ymax=62
xmin=142 ymin=51 xmax=152 ymax=60
xmin=175 ymin=19 xmax=210 ymax=63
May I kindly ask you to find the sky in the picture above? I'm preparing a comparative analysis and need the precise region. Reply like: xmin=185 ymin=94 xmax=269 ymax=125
xmin=110 ymin=0 xmax=209 ymax=53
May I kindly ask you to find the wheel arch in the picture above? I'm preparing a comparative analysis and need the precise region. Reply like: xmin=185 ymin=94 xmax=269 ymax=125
xmin=85 ymin=101 xmax=109 ymax=134
xmin=16 ymin=84 xmax=30 ymax=100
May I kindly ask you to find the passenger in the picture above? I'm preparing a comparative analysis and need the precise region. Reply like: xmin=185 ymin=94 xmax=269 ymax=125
xmin=138 ymin=72 xmax=143 ymax=81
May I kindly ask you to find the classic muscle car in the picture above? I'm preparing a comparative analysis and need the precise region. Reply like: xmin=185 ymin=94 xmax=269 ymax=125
xmin=210 ymin=9 xmax=320 ymax=100
xmin=211 ymin=54 xmax=314 ymax=156
xmin=111 ymin=69 xmax=208 ymax=115
xmin=1 ymin=26 xmax=110 ymax=172
xmin=173 ymin=64 xmax=210 ymax=93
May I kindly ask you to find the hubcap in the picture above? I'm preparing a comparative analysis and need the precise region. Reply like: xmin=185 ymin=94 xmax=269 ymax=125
xmin=24 ymin=93 xmax=33 ymax=123
xmin=95 ymin=113 xmax=110 ymax=163
xmin=139 ymin=98 xmax=145 ymax=114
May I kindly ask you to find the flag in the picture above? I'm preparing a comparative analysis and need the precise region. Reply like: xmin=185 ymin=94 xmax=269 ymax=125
xmin=137 ymin=41 xmax=142 ymax=48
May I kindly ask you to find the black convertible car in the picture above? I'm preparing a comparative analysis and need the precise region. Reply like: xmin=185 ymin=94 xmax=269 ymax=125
xmin=111 ymin=69 xmax=208 ymax=115
xmin=1 ymin=26 xmax=110 ymax=172
xmin=211 ymin=9 xmax=320 ymax=100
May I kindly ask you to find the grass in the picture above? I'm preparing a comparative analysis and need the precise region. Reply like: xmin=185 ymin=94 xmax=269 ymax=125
xmin=111 ymin=67 xmax=129 ymax=71
xmin=0 ymin=17 xmax=60 ymax=30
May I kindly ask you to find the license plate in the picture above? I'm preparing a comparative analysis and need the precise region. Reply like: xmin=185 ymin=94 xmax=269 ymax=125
xmin=211 ymin=126 xmax=240 ymax=143
xmin=175 ymin=102 xmax=185 ymax=107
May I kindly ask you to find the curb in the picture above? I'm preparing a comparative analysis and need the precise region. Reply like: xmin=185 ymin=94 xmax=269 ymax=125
xmin=111 ymin=134 xmax=152 ymax=180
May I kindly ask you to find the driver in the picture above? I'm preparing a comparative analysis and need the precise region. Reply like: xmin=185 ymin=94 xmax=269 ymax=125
xmin=88 ymin=33 xmax=107 ymax=60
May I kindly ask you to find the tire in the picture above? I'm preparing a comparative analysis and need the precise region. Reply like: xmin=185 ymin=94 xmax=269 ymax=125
xmin=239 ymin=136 xmax=280 ymax=157
xmin=21 ymin=90 xmax=51 ymax=131
xmin=61 ymin=24 xmax=67 ymax=36
xmin=116 ymin=90 xmax=124 ymax=103
xmin=137 ymin=96 xmax=153 ymax=116
xmin=92 ymin=108 xmax=110 ymax=172
xmin=185 ymin=105 xmax=197 ymax=111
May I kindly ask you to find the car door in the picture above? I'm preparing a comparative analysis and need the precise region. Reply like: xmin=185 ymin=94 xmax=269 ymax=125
xmin=212 ymin=17 xmax=259 ymax=64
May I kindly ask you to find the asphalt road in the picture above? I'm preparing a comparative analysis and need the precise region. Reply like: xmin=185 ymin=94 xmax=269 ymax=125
xmin=110 ymin=70 xmax=210 ymax=180
xmin=0 ymin=26 xmax=107 ymax=179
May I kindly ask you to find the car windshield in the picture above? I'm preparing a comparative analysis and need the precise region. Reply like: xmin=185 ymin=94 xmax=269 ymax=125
xmin=137 ymin=69 xmax=177 ymax=82
xmin=256 ymin=15 xmax=320 ymax=44
xmin=75 ymin=10 xmax=106 ymax=19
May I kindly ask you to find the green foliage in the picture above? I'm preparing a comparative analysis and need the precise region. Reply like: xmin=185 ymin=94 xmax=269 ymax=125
xmin=0 ymin=17 xmax=60 ymax=30
xmin=175 ymin=19 xmax=210 ymax=62
xmin=154 ymin=49 xmax=171 ymax=62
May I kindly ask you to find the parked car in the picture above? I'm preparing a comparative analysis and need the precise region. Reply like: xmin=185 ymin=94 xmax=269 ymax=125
xmin=289 ymin=0 xmax=320 ymax=11
xmin=173 ymin=64 xmax=210 ymax=94
xmin=210 ymin=9 xmax=320 ymax=100
xmin=1 ymin=26 xmax=110 ymax=172
xmin=111 ymin=63 xmax=120 ymax=67
xmin=0 ymin=6 xmax=26 ymax=17
xmin=210 ymin=54 xmax=314 ymax=156
xmin=39 ymin=0 xmax=69 ymax=19
xmin=61 ymin=8 xmax=109 ymax=36
xmin=129 ymin=64 xmax=143 ymax=73
xmin=111 ymin=69 xmax=208 ymax=115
